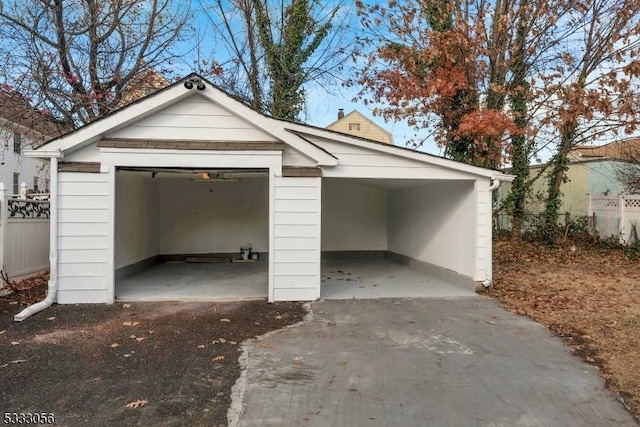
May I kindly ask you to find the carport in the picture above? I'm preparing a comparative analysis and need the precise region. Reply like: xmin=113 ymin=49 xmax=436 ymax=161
xmin=114 ymin=168 xmax=270 ymax=301
xmin=320 ymin=177 xmax=480 ymax=299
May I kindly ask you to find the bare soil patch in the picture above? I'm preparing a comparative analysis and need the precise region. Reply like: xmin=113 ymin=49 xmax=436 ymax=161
xmin=490 ymin=239 xmax=640 ymax=419
xmin=0 ymin=294 xmax=304 ymax=426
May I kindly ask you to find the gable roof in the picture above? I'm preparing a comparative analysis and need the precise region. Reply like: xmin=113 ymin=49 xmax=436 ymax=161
xmin=284 ymin=123 xmax=509 ymax=180
xmin=326 ymin=110 xmax=394 ymax=144
xmin=0 ymin=89 xmax=71 ymax=143
xmin=32 ymin=73 xmax=337 ymax=165
xmin=569 ymin=138 xmax=640 ymax=162
xmin=27 ymin=73 xmax=509 ymax=180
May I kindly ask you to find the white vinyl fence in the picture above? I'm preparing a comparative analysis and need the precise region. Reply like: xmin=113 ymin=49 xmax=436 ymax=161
xmin=0 ymin=182 xmax=50 ymax=281
xmin=589 ymin=194 xmax=640 ymax=245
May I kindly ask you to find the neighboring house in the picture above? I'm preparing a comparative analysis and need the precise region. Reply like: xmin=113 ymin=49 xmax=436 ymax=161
xmin=0 ymin=90 xmax=67 ymax=194
xmin=24 ymin=74 xmax=510 ymax=305
xmin=520 ymin=140 xmax=639 ymax=216
xmin=326 ymin=109 xmax=394 ymax=144
xmin=117 ymin=69 xmax=170 ymax=108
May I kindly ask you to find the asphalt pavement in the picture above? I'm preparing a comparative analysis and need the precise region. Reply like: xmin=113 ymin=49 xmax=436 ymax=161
xmin=231 ymin=297 xmax=638 ymax=427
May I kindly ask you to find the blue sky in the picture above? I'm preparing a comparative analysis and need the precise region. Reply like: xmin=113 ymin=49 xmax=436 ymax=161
xmin=186 ymin=0 xmax=443 ymax=156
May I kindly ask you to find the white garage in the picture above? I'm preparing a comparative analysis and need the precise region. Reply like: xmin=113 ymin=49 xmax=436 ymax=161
xmin=17 ymin=74 xmax=510 ymax=314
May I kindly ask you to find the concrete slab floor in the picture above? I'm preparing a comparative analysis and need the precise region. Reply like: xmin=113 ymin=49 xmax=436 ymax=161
xmin=321 ymin=258 xmax=476 ymax=299
xmin=116 ymin=261 xmax=268 ymax=301
xmin=232 ymin=298 xmax=637 ymax=427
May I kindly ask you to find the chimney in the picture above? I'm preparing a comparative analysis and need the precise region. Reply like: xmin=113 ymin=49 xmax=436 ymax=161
xmin=338 ymin=108 xmax=344 ymax=119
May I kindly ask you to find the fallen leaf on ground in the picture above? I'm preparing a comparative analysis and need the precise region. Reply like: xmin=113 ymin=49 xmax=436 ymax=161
xmin=123 ymin=354 xmax=132 ymax=358
xmin=218 ymin=338 xmax=227 ymax=343
xmin=11 ymin=359 xmax=26 ymax=364
xmin=275 ymin=315 xmax=283 ymax=320
xmin=135 ymin=337 xmax=145 ymax=342
xmin=124 ymin=399 xmax=148 ymax=408
xmin=197 ymin=345 xmax=205 ymax=349
xmin=293 ymin=359 xmax=304 ymax=366
xmin=0 ymin=330 xmax=5 ymax=335
xmin=254 ymin=321 xmax=261 ymax=326
xmin=487 ymin=320 xmax=497 ymax=326
xmin=10 ymin=341 xmax=19 ymax=346
xmin=122 ymin=321 xmax=140 ymax=326
xmin=220 ymin=318 xmax=230 ymax=323
xmin=122 ymin=304 xmax=132 ymax=308
xmin=46 ymin=317 xmax=56 ymax=321
xmin=110 ymin=343 xmax=119 ymax=348
xmin=337 ymin=361 xmax=347 ymax=366
xmin=229 ymin=341 xmax=237 ymax=345
xmin=212 ymin=355 xmax=225 ymax=362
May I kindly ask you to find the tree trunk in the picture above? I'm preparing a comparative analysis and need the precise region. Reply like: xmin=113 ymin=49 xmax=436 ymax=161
xmin=543 ymin=123 xmax=576 ymax=243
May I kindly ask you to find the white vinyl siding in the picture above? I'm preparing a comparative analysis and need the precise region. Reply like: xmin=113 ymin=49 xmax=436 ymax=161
xmin=475 ymin=179 xmax=491 ymax=281
xmin=64 ymin=142 xmax=101 ymax=162
xmin=308 ymin=136 xmax=473 ymax=180
xmin=272 ymin=176 xmax=321 ymax=301
xmin=57 ymin=172 xmax=110 ymax=303
xmin=282 ymin=146 xmax=317 ymax=167
xmin=107 ymin=94 xmax=278 ymax=142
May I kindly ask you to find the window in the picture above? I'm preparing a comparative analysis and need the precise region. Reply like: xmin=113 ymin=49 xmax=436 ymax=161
xmin=33 ymin=176 xmax=39 ymax=192
xmin=348 ymin=123 xmax=361 ymax=131
xmin=45 ymin=179 xmax=50 ymax=192
xmin=13 ymin=173 xmax=19 ymax=195
xmin=13 ymin=132 xmax=21 ymax=153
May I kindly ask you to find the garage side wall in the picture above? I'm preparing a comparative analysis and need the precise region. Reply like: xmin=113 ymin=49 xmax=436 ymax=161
xmin=272 ymin=176 xmax=321 ymax=301
xmin=115 ymin=172 xmax=158 ymax=269
xmin=57 ymin=172 xmax=110 ymax=303
xmin=388 ymin=181 xmax=475 ymax=278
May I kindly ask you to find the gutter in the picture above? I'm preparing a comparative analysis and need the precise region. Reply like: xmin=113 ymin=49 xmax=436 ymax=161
xmin=489 ymin=179 xmax=501 ymax=191
xmin=14 ymin=155 xmax=61 ymax=321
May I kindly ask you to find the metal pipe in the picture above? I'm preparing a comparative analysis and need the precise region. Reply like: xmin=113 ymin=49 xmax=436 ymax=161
xmin=14 ymin=156 xmax=59 ymax=321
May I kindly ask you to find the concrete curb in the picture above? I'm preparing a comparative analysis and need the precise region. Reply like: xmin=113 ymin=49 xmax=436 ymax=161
xmin=227 ymin=302 xmax=315 ymax=427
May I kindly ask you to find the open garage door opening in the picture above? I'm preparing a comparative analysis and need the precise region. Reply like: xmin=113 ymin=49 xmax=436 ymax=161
xmin=114 ymin=167 xmax=269 ymax=301
xmin=321 ymin=178 xmax=479 ymax=299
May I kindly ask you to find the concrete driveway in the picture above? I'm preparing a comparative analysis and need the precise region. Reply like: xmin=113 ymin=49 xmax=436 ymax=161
xmin=231 ymin=298 xmax=637 ymax=427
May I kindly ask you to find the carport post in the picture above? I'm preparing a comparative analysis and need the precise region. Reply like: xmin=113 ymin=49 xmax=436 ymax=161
xmin=268 ymin=167 xmax=275 ymax=302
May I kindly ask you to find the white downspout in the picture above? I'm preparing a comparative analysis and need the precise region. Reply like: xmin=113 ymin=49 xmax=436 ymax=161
xmin=481 ymin=179 xmax=501 ymax=289
xmin=14 ymin=156 xmax=59 ymax=321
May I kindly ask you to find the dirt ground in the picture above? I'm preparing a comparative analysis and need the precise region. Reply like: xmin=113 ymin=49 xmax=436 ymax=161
xmin=490 ymin=239 xmax=640 ymax=420
xmin=0 ymin=294 xmax=304 ymax=427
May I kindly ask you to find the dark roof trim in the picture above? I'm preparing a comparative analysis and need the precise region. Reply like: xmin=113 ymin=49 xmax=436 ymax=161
xmin=282 ymin=166 xmax=322 ymax=177
xmin=58 ymin=162 xmax=101 ymax=173
xmin=97 ymin=139 xmax=285 ymax=151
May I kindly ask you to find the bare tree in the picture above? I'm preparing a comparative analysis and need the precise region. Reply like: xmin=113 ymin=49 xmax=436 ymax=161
xmin=0 ymin=0 xmax=193 ymax=128
xmin=201 ymin=0 xmax=349 ymax=120
xmin=538 ymin=0 xmax=640 ymax=241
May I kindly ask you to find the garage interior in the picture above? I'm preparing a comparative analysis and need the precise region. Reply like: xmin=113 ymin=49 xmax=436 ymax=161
xmin=114 ymin=168 xmax=270 ymax=301
xmin=320 ymin=178 xmax=478 ymax=299
xmin=114 ymin=171 xmax=479 ymax=301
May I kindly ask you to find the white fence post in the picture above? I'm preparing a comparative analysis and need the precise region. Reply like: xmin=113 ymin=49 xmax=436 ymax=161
xmin=0 ymin=183 xmax=5 ymax=272
xmin=19 ymin=182 xmax=27 ymax=199
xmin=619 ymin=194 xmax=626 ymax=245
